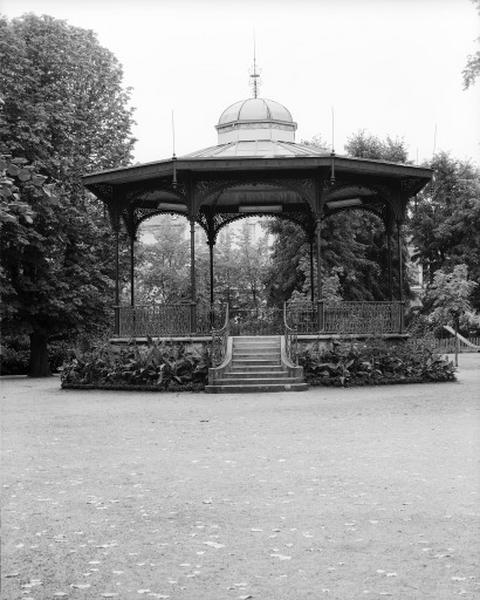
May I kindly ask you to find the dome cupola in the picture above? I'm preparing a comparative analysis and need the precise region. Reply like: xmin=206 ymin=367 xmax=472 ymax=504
xmin=216 ymin=97 xmax=297 ymax=144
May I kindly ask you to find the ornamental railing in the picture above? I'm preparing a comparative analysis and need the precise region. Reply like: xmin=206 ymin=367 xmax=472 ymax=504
xmin=113 ymin=304 xmax=220 ymax=337
xmin=211 ymin=304 xmax=230 ymax=366
xmin=113 ymin=301 xmax=404 ymax=337
xmin=283 ymin=302 xmax=298 ymax=363
xmin=286 ymin=301 xmax=404 ymax=335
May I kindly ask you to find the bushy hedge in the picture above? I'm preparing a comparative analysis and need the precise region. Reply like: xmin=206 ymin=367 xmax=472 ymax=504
xmin=61 ymin=339 xmax=211 ymax=391
xmin=298 ymin=337 xmax=456 ymax=387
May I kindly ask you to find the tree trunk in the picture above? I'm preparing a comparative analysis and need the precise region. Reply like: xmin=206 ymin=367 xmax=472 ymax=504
xmin=29 ymin=332 xmax=50 ymax=377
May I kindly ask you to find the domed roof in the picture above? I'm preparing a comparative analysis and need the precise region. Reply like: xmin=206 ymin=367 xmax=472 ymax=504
xmin=216 ymin=97 xmax=297 ymax=144
xmin=218 ymin=98 xmax=294 ymax=125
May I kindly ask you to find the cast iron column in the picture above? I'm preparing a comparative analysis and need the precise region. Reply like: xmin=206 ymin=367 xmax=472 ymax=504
xmin=130 ymin=233 xmax=135 ymax=308
xmin=315 ymin=215 xmax=323 ymax=331
xmin=190 ymin=217 xmax=196 ymax=332
xmin=129 ymin=230 xmax=136 ymax=336
xmin=208 ymin=238 xmax=215 ymax=328
xmin=114 ymin=214 xmax=120 ymax=336
xmin=396 ymin=220 xmax=404 ymax=332
xmin=309 ymin=234 xmax=315 ymax=303
xmin=386 ymin=227 xmax=393 ymax=301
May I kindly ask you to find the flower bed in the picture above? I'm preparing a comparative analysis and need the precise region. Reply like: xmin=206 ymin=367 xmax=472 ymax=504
xmin=298 ymin=338 xmax=456 ymax=387
xmin=61 ymin=340 xmax=211 ymax=391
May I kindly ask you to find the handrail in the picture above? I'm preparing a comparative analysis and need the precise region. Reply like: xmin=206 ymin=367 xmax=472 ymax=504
xmin=442 ymin=325 xmax=480 ymax=349
xmin=283 ymin=302 xmax=298 ymax=364
xmin=211 ymin=303 xmax=230 ymax=367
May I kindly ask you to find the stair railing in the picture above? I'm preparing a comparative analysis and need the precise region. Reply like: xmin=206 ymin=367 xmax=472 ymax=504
xmin=283 ymin=302 xmax=299 ymax=364
xmin=211 ymin=303 xmax=230 ymax=367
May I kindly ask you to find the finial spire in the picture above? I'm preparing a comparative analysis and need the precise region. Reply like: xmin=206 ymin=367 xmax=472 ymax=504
xmin=249 ymin=32 xmax=260 ymax=98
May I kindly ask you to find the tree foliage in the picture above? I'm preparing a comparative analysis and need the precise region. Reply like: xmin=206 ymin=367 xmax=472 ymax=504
xmin=344 ymin=129 xmax=409 ymax=163
xmin=425 ymin=264 xmax=478 ymax=329
xmin=409 ymin=152 xmax=480 ymax=309
xmin=136 ymin=217 xmax=190 ymax=305
xmin=463 ymin=0 xmax=480 ymax=89
xmin=0 ymin=14 xmax=135 ymax=375
xmin=0 ymin=14 xmax=135 ymax=180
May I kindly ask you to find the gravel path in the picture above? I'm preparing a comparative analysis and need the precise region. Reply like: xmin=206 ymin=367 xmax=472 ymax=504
xmin=1 ymin=354 xmax=479 ymax=600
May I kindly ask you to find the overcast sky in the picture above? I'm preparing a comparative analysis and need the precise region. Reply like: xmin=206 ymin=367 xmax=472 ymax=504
xmin=3 ymin=0 xmax=479 ymax=166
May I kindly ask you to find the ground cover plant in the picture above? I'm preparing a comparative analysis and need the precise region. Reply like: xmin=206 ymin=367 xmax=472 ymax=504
xmin=61 ymin=339 xmax=211 ymax=391
xmin=298 ymin=337 xmax=455 ymax=387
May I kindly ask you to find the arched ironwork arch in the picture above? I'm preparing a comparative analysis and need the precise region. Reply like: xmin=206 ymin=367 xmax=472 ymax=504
xmin=324 ymin=203 xmax=384 ymax=222
xmin=194 ymin=176 xmax=316 ymax=214
xmin=197 ymin=204 xmax=316 ymax=245
xmin=213 ymin=211 xmax=314 ymax=240
xmin=128 ymin=208 xmax=189 ymax=239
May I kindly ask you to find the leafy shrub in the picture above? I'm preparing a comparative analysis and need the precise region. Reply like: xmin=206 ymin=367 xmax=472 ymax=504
xmin=61 ymin=338 xmax=211 ymax=391
xmin=298 ymin=337 xmax=455 ymax=387
xmin=0 ymin=344 xmax=30 ymax=375
xmin=0 ymin=336 xmax=74 ymax=375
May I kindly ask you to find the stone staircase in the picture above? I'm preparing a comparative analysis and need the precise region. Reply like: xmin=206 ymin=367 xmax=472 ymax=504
xmin=206 ymin=336 xmax=308 ymax=393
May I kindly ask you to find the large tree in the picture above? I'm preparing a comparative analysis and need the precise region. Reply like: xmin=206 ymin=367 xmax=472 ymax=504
xmin=0 ymin=14 xmax=135 ymax=375
xmin=409 ymin=152 xmax=480 ymax=309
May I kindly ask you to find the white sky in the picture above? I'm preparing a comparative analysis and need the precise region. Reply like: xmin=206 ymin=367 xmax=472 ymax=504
xmin=3 ymin=0 xmax=480 ymax=165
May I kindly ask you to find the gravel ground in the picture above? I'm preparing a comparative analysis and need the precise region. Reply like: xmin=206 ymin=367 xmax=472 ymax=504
xmin=1 ymin=354 xmax=479 ymax=600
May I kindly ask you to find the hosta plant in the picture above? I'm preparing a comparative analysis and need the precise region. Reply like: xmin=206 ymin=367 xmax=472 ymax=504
xmin=298 ymin=337 xmax=455 ymax=387
xmin=61 ymin=338 xmax=211 ymax=391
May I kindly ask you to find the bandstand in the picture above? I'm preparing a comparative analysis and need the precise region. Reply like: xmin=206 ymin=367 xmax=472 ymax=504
xmin=83 ymin=86 xmax=432 ymax=387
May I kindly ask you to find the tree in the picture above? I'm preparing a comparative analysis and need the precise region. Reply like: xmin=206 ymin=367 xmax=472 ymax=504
xmin=136 ymin=217 xmax=190 ymax=305
xmin=425 ymin=264 xmax=478 ymax=365
xmin=409 ymin=152 xmax=480 ymax=309
xmin=463 ymin=0 xmax=480 ymax=89
xmin=344 ymin=130 xmax=409 ymax=163
xmin=0 ymin=14 xmax=135 ymax=375
xmin=233 ymin=220 xmax=270 ymax=310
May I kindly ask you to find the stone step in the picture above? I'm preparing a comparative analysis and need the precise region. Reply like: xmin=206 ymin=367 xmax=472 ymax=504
xmin=233 ymin=336 xmax=279 ymax=340
xmin=233 ymin=346 xmax=280 ymax=355
xmin=228 ymin=367 xmax=287 ymax=374
xmin=222 ymin=370 xmax=289 ymax=378
xmin=233 ymin=339 xmax=280 ymax=344
xmin=233 ymin=344 xmax=280 ymax=350
xmin=214 ymin=377 xmax=302 ymax=385
xmin=232 ymin=344 xmax=280 ymax=351
xmin=231 ymin=358 xmax=281 ymax=366
xmin=233 ymin=343 xmax=280 ymax=350
xmin=205 ymin=383 xmax=309 ymax=393
xmin=233 ymin=351 xmax=281 ymax=358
